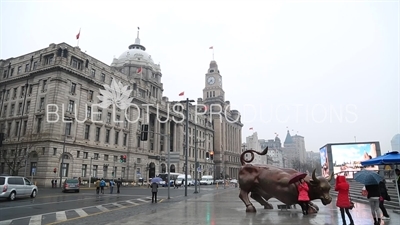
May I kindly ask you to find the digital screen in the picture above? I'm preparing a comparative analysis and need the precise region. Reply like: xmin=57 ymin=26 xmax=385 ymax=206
xmin=319 ymin=146 xmax=330 ymax=178
xmin=331 ymin=143 xmax=378 ymax=178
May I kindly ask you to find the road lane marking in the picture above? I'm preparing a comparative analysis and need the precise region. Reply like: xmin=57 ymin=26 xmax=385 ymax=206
xmin=0 ymin=220 xmax=12 ymax=225
xmin=137 ymin=198 xmax=147 ymax=202
xmin=75 ymin=209 xmax=88 ymax=217
xmin=126 ymin=200 xmax=139 ymax=205
xmin=96 ymin=205 xmax=109 ymax=212
xmin=112 ymin=203 xmax=124 ymax=208
xmin=28 ymin=215 xmax=42 ymax=225
xmin=55 ymin=211 xmax=67 ymax=221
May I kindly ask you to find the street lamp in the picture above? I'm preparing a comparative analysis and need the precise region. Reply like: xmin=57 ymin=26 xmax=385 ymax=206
xmin=60 ymin=117 xmax=73 ymax=187
xmin=179 ymin=98 xmax=194 ymax=197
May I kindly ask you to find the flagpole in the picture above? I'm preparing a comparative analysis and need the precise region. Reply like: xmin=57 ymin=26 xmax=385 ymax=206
xmin=212 ymin=48 xmax=214 ymax=60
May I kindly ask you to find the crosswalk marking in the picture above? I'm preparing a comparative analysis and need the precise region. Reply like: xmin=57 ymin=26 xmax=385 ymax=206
xmin=28 ymin=215 xmax=42 ymax=225
xmin=75 ymin=208 xmax=88 ymax=217
xmin=137 ymin=198 xmax=147 ymax=202
xmin=96 ymin=205 xmax=109 ymax=212
xmin=126 ymin=200 xmax=139 ymax=205
xmin=55 ymin=211 xmax=67 ymax=221
xmin=112 ymin=203 xmax=124 ymax=208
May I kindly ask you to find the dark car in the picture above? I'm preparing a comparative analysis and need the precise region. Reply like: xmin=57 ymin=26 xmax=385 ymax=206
xmin=62 ymin=179 xmax=80 ymax=193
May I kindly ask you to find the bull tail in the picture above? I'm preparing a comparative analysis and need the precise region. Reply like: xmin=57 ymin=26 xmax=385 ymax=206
xmin=240 ymin=147 xmax=268 ymax=166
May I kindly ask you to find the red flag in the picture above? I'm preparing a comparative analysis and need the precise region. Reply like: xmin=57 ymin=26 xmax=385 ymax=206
xmin=249 ymin=127 xmax=253 ymax=130
xmin=179 ymin=91 xmax=184 ymax=96
xmin=76 ymin=29 xmax=81 ymax=40
xmin=136 ymin=67 xmax=142 ymax=74
xmin=209 ymin=46 xmax=213 ymax=49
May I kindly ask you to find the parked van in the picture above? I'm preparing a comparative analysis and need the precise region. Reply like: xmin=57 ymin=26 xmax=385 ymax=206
xmin=175 ymin=174 xmax=193 ymax=186
xmin=200 ymin=175 xmax=214 ymax=185
xmin=0 ymin=176 xmax=38 ymax=201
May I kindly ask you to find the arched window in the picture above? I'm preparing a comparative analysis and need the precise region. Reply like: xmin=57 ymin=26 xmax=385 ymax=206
xmin=57 ymin=48 xmax=62 ymax=57
xmin=170 ymin=165 xmax=176 ymax=173
xmin=62 ymin=49 xmax=68 ymax=58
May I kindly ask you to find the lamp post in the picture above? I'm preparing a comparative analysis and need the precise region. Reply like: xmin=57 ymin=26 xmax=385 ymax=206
xmin=179 ymin=98 xmax=194 ymax=197
xmin=60 ymin=117 xmax=73 ymax=187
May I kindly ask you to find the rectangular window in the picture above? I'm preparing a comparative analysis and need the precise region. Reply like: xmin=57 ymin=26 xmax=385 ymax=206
xmin=15 ymin=122 xmax=19 ymax=136
xmin=5 ymin=89 xmax=9 ymax=100
xmin=137 ymin=135 xmax=140 ymax=147
xmin=97 ymin=109 xmax=102 ymax=120
xmin=101 ymin=73 xmax=105 ymax=82
xmin=17 ymin=66 xmax=22 ymax=74
xmin=70 ymin=83 xmax=76 ymax=94
xmin=53 ymin=148 xmax=57 ymax=155
xmin=67 ymin=100 xmax=74 ymax=112
xmin=123 ymin=133 xmax=127 ymax=146
xmin=25 ymin=64 xmax=29 ymax=72
xmin=42 ymin=80 xmax=47 ymax=92
xmin=28 ymin=85 xmax=33 ymax=95
xmin=105 ymin=129 xmax=110 ymax=143
xmin=103 ymin=165 xmax=108 ymax=178
xmin=77 ymin=151 xmax=80 ymax=158
xmin=3 ymin=70 xmax=7 ymax=78
xmin=61 ymin=163 xmax=69 ymax=177
xmin=39 ymin=98 xmax=45 ymax=110
xmin=26 ymin=101 xmax=30 ymax=114
xmin=113 ymin=155 xmax=118 ymax=162
xmin=22 ymin=120 xmax=27 ymax=135
xmin=83 ymin=152 xmax=88 ymax=159
xmin=95 ymin=127 xmax=100 ymax=142
xmin=21 ymin=86 xmax=25 ymax=97
xmin=84 ymin=125 xmax=90 ymax=139
xmin=104 ymin=154 xmax=109 ymax=161
xmin=10 ymin=104 xmax=14 ymax=116
xmin=93 ymin=165 xmax=98 ymax=177
xmin=2 ymin=106 xmax=7 ymax=117
xmin=13 ymin=88 xmax=17 ymax=99
xmin=116 ymin=115 xmax=120 ymax=126
xmin=81 ymin=164 xmax=87 ymax=177
xmin=71 ymin=58 xmax=82 ymax=69
xmin=114 ymin=131 xmax=119 ymax=145
xmin=88 ymin=90 xmax=94 ymax=101
xmin=10 ymin=68 xmax=14 ymax=77
xmin=106 ymin=112 xmax=111 ymax=123
xmin=18 ymin=103 xmax=22 ymax=115
xmin=33 ymin=61 xmax=37 ymax=70
xmin=87 ymin=106 xmax=91 ymax=118
xmin=45 ymin=55 xmax=54 ymax=65
xmin=94 ymin=153 xmax=99 ymax=160
xmin=30 ymin=162 xmax=37 ymax=176
xmin=37 ymin=118 xmax=42 ymax=133
xmin=91 ymin=69 xmax=96 ymax=76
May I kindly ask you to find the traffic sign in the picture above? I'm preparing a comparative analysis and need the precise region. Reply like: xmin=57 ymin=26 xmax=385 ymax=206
xmin=197 ymin=167 xmax=202 ymax=172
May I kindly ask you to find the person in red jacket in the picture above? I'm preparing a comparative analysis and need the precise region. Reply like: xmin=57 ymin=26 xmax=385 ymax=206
xmin=335 ymin=175 xmax=354 ymax=225
xmin=297 ymin=179 xmax=310 ymax=215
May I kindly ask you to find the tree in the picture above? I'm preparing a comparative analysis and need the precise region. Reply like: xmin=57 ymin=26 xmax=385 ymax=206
xmin=1 ymin=129 xmax=45 ymax=176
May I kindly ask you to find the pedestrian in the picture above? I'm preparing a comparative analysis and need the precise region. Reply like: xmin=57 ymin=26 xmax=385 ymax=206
xmin=109 ymin=180 xmax=115 ymax=194
xmin=55 ymin=179 xmax=57 ymax=187
xmin=100 ymin=178 xmax=106 ymax=194
xmin=379 ymin=180 xmax=391 ymax=220
xmin=78 ymin=177 xmax=81 ymax=185
xmin=151 ymin=181 xmax=158 ymax=203
xmin=116 ymin=178 xmax=121 ymax=194
xmin=51 ymin=179 xmax=54 ymax=188
xmin=335 ymin=175 xmax=354 ymax=225
xmin=297 ymin=178 xmax=310 ymax=215
xmin=95 ymin=179 xmax=100 ymax=195
xmin=364 ymin=184 xmax=382 ymax=225
xmin=173 ymin=178 xmax=177 ymax=189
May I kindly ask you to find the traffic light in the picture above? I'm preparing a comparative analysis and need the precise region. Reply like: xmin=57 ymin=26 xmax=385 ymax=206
xmin=210 ymin=151 xmax=214 ymax=160
xmin=53 ymin=168 xmax=57 ymax=173
xmin=206 ymin=152 xmax=210 ymax=159
xmin=123 ymin=155 xmax=127 ymax=163
xmin=140 ymin=124 xmax=149 ymax=141
xmin=120 ymin=155 xmax=124 ymax=163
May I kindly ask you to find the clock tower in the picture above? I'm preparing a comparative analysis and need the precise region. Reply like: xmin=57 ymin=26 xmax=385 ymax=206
xmin=203 ymin=60 xmax=225 ymax=104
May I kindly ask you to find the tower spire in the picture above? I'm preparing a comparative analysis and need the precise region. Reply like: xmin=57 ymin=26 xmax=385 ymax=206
xmin=137 ymin=27 xmax=140 ymax=38
xmin=135 ymin=27 xmax=141 ymax=45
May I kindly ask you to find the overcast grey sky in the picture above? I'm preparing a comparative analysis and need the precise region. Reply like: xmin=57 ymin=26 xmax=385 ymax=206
xmin=1 ymin=0 xmax=399 ymax=153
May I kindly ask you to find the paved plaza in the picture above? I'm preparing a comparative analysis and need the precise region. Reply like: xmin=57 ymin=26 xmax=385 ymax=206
xmin=109 ymin=188 xmax=400 ymax=225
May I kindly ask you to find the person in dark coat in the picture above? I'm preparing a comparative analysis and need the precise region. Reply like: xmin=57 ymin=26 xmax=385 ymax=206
xmin=365 ymin=184 xmax=382 ymax=225
xmin=335 ymin=175 xmax=354 ymax=225
xmin=379 ymin=180 xmax=390 ymax=219
xmin=151 ymin=181 xmax=158 ymax=203
xmin=116 ymin=178 xmax=121 ymax=194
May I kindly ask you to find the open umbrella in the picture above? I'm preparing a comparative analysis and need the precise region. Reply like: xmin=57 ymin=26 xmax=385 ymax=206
xmin=288 ymin=172 xmax=308 ymax=184
xmin=354 ymin=170 xmax=383 ymax=185
xmin=361 ymin=151 xmax=400 ymax=211
xmin=151 ymin=177 xmax=162 ymax=184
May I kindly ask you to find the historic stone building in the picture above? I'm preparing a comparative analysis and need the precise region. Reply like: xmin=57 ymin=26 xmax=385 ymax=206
xmin=202 ymin=60 xmax=243 ymax=179
xmin=0 ymin=34 xmax=214 ymax=186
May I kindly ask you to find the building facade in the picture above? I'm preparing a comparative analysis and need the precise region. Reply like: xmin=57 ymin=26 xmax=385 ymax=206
xmin=283 ymin=130 xmax=306 ymax=168
xmin=259 ymin=137 xmax=285 ymax=167
xmin=202 ymin=60 xmax=243 ymax=179
xmin=0 ymin=35 xmax=215 ymax=186
xmin=245 ymin=132 xmax=266 ymax=165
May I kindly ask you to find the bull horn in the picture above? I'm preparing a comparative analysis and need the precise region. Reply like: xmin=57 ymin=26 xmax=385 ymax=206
xmin=327 ymin=172 xmax=334 ymax=182
xmin=312 ymin=169 xmax=320 ymax=184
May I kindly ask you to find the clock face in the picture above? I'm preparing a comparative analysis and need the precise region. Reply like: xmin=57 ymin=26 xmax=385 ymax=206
xmin=207 ymin=76 xmax=215 ymax=85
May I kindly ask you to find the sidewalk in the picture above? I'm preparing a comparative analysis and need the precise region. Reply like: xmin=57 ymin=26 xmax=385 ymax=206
xmin=109 ymin=188 xmax=400 ymax=225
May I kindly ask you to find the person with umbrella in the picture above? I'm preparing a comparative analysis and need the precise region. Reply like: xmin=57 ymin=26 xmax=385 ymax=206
xmin=335 ymin=175 xmax=354 ymax=225
xmin=150 ymin=177 xmax=161 ymax=203
xmin=354 ymin=170 xmax=383 ymax=225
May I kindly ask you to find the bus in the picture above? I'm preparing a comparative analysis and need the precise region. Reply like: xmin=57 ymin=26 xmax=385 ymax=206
xmin=157 ymin=173 xmax=181 ymax=186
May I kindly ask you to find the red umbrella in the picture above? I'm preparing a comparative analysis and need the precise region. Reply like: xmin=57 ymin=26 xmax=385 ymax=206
xmin=288 ymin=172 xmax=308 ymax=184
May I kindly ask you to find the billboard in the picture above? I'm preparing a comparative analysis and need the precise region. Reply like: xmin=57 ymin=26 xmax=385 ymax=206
xmin=320 ymin=142 xmax=381 ymax=179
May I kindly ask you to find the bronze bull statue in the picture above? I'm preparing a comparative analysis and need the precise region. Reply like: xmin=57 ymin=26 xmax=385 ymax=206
xmin=238 ymin=147 xmax=334 ymax=213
